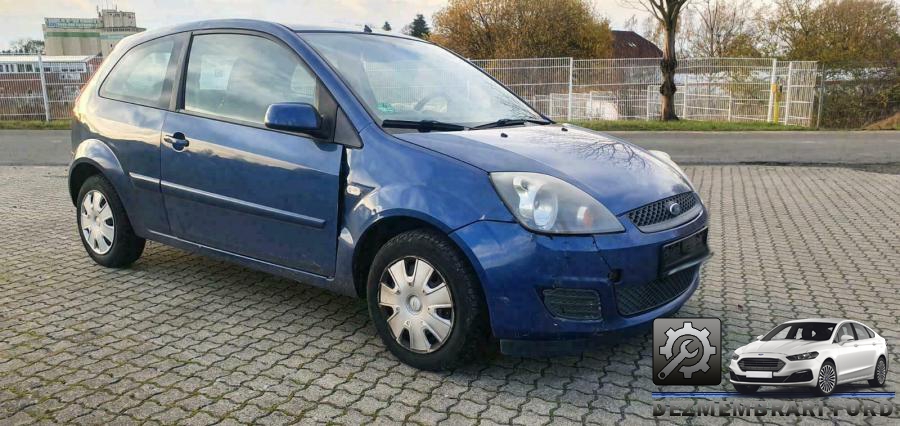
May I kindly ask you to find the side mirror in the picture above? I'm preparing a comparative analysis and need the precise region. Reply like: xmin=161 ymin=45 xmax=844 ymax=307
xmin=264 ymin=102 xmax=325 ymax=138
xmin=840 ymin=334 xmax=855 ymax=344
xmin=755 ymin=335 xmax=762 ymax=341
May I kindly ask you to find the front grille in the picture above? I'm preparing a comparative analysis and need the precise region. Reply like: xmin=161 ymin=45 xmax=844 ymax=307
xmin=615 ymin=267 xmax=697 ymax=317
xmin=730 ymin=370 xmax=811 ymax=383
xmin=542 ymin=288 xmax=602 ymax=320
xmin=738 ymin=358 xmax=785 ymax=372
xmin=628 ymin=192 xmax=699 ymax=232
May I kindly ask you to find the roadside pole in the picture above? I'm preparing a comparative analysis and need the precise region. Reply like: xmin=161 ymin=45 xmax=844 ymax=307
xmin=566 ymin=57 xmax=573 ymax=121
xmin=37 ymin=54 xmax=51 ymax=122
xmin=816 ymin=64 xmax=826 ymax=129
xmin=766 ymin=58 xmax=777 ymax=122
xmin=783 ymin=62 xmax=794 ymax=125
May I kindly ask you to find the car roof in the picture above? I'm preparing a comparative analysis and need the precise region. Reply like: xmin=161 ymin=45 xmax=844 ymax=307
xmin=783 ymin=318 xmax=851 ymax=324
xmin=114 ymin=19 xmax=427 ymax=60
xmin=287 ymin=23 xmax=421 ymax=40
xmin=130 ymin=19 xmax=421 ymax=41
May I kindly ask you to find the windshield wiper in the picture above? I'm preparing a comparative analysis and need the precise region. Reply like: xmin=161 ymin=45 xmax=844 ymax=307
xmin=471 ymin=118 xmax=551 ymax=130
xmin=381 ymin=119 xmax=466 ymax=132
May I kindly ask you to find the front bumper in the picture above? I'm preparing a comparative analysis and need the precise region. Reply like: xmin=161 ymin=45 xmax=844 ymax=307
xmin=728 ymin=355 xmax=821 ymax=387
xmin=449 ymin=206 xmax=709 ymax=353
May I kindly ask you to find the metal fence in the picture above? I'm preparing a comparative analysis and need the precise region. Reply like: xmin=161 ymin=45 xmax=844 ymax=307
xmin=0 ymin=54 xmax=101 ymax=121
xmin=472 ymin=57 xmax=822 ymax=126
xmin=0 ymin=54 xmax=824 ymax=127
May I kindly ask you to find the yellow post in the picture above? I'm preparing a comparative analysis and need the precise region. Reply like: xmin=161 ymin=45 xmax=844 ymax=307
xmin=771 ymin=83 xmax=782 ymax=124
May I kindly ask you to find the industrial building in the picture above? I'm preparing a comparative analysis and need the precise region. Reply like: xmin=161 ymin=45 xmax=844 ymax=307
xmin=42 ymin=8 xmax=144 ymax=56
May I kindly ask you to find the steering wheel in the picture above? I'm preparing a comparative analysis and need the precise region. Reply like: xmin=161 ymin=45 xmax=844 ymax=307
xmin=414 ymin=91 xmax=451 ymax=112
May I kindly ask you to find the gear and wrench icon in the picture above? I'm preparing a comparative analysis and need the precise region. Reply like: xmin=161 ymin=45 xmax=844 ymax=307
xmin=658 ymin=321 xmax=717 ymax=379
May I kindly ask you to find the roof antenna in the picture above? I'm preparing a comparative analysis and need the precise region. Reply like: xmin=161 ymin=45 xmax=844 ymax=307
xmin=363 ymin=24 xmax=373 ymax=33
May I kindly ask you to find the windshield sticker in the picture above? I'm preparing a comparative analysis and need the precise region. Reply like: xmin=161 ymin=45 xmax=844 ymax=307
xmin=376 ymin=102 xmax=395 ymax=113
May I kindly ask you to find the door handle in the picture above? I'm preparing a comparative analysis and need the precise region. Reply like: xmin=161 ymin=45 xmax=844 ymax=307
xmin=163 ymin=132 xmax=190 ymax=151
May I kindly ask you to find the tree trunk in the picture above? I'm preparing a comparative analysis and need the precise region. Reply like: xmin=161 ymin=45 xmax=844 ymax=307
xmin=659 ymin=24 xmax=679 ymax=121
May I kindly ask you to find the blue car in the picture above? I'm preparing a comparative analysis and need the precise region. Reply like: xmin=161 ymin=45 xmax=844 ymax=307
xmin=68 ymin=20 xmax=710 ymax=370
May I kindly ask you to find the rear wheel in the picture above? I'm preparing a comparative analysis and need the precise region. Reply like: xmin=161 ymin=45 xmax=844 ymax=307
xmin=367 ymin=229 xmax=489 ymax=371
xmin=869 ymin=357 xmax=887 ymax=387
xmin=733 ymin=384 xmax=759 ymax=395
xmin=76 ymin=175 xmax=145 ymax=267
xmin=814 ymin=361 xmax=837 ymax=396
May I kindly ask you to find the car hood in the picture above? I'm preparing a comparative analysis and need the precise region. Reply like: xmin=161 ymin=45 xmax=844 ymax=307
xmin=738 ymin=340 xmax=831 ymax=355
xmin=394 ymin=125 xmax=693 ymax=215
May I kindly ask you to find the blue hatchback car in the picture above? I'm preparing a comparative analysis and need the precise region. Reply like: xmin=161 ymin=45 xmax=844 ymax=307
xmin=69 ymin=20 xmax=710 ymax=370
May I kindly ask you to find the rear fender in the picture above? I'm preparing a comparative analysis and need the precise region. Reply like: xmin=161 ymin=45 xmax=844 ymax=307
xmin=68 ymin=139 xmax=140 ymax=229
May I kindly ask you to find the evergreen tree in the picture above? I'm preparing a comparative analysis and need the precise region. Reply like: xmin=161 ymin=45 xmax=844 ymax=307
xmin=403 ymin=14 xmax=431 ymax=39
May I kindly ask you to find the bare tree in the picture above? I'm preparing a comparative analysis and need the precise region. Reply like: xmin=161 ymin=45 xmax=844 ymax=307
xmin=685 ymin=0 xmax=759 ymax=57
xmin=621 ymin=0 xmax=690 ymax=120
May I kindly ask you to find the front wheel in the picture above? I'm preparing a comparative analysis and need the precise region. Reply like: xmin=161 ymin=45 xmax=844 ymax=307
xmin=869 ymin=357 xmax=887 ymax=387
xmin=367 ymin=229 xmax=489 ymax=371
xmin=814 ymin=361 xmax=837 ymax=396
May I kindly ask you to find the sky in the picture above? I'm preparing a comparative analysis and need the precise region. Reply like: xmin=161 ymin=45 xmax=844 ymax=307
xmin=0 ymin=0 xmax=644 ymax=49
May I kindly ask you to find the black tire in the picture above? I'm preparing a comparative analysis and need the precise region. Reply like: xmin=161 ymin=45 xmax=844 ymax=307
xmin=733 ymin=384 xmax=759 ymax=395
xmin=76 ymin=175 xmax=145 ymax=268
xmin=813 ymin=360 xmax=837 ymax=396
xmin=869 ymin=357 xmax=887 ymax=387
xmin=366 ymin=229 xmax=489 ymax=371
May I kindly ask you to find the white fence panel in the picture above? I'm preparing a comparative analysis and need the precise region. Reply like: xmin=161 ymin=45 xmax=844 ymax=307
xmin=471 ymin=57 xmax=821 ymax=126
xmin=470 ymin=57 xmax=572 ymax=119
xmin=0 ymin=54 xmax=101 ymax=121
xmin=0 ymin=53 xmax=820 ymax=127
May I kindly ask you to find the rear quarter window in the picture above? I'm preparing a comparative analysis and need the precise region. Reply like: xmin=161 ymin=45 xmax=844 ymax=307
xmin=852 ymin=323 xmax=873 ymax=339
xmin=99 ymin=37 xmax=175 ymax=108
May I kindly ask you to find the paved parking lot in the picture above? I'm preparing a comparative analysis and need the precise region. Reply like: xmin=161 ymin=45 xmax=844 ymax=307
xmin=1 ymin=165 xmax=898 ymax=425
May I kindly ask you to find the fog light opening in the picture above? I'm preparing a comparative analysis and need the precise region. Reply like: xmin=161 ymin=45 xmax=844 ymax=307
xmin=608 ymin=269 xmax=622 ymax=283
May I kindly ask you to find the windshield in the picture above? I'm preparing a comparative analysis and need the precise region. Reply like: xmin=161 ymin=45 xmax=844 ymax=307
xmin=762 ymin=322 xmax=835 ymax=342
xmin=300 ymin=33 xmax=544 ymax=129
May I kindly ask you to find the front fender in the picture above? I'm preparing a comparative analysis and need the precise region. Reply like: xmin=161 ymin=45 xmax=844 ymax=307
xmin=350 ymin=183 xmax=512 ymax=235
xmin=329 ymin=181 xmax=515 ymax=297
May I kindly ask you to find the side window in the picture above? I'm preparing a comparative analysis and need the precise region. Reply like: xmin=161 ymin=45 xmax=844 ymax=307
xmin=852 ymin=323 xmax=871 ymax=339
xmin=183 ymin=33 xmax=318 ymax=124
xmin=100 ymin=37 xmax=175 ymax=108
xmin=837 ymin=324 xmax=856 ymax=341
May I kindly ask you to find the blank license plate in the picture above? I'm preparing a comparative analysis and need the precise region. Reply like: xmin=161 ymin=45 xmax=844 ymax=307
xmin=746 ymin=371 xmax=773 ymax=379
xmin=660 ymin=228 xmax=709 ymax=273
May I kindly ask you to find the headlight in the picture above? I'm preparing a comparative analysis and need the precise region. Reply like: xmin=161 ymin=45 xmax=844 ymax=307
xmin=490 ymin=172 xmax=624 ymax=234
xmin=731 ymin=353 xmax=740 ymax=360
xmin=786 ymin=352 xmax=819 ymax=361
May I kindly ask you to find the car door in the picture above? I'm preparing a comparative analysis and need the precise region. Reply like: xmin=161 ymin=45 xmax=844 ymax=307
xmin=834 ymin=322 xmax=867 ymax=382
xmin=851 ymin=323 xmax=878 ymax=379
xmin=159 ymin=31 xmax=342 ymax=276
xmin=91 ymin=34 xmax=186 ymax=235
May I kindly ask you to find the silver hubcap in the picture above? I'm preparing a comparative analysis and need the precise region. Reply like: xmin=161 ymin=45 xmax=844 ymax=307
xmin=819 ymin=364 xmax=836 ymax=394
xmin=876 ymin=360 xmax=886 ymax=384
xmin=378 ymin=257 xmax=454 ymax=353
xmin=80 ymin=190 xmax=114 ymax=255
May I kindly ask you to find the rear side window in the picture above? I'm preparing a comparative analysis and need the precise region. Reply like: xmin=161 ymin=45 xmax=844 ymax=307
xmin=852 ymin=323 xmax=872 ymax=339
xmin=100 ymin=37 xmax=175 ymax=108
xmin=183 ymin=33 xmax=318 ymax=125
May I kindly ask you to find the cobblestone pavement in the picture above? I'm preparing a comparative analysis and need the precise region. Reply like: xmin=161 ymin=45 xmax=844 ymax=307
xmin=1 ymin=165 xmax=898 ymax=425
